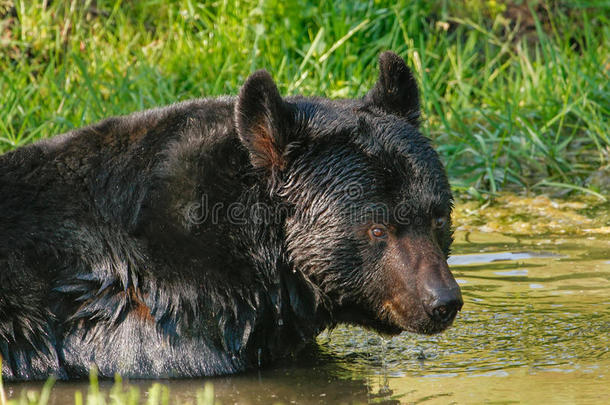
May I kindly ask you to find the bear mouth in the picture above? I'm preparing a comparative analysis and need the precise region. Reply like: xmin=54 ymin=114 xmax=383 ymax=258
xmin=379 ymin=301 xmax=459 ymax=336
xmin=334 ymin=303 xmax=458 ymax=336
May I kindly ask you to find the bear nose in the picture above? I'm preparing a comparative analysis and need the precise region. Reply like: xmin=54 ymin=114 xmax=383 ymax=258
xmin=425 ymin=288 xmax=463 ymax=323
xmin=430 ymin=297 xmax=462 ymax=323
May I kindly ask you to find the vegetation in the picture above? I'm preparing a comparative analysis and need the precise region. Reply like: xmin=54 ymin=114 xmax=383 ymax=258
xmin=1 ymin=0 xmax=608 ymax=199
xmin=0 ymin=362 xmax=216 ymax=405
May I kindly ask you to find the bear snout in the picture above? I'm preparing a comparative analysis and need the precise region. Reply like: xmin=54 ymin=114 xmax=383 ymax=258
xmin=379 ymin=234 xmax=463 ymax=334
xmin=417 ymin=262 xmax=463 ymax=331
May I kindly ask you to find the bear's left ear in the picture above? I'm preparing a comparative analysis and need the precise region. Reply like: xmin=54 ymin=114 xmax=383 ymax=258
xmin=235 ymin=70 xmax=295 ymax=172
xmin=364 ymin=51 xmax=420 ymax=126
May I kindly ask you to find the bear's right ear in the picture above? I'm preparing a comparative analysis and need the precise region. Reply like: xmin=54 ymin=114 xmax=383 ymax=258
xmin=235 ymin=70 xmax=294 ymax=172
xmin=364 ymin=51 xmax=421 ymax=126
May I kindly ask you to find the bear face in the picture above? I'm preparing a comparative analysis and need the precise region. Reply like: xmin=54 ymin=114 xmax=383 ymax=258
xmin=236 ymin=52 xmax=462 ymax=336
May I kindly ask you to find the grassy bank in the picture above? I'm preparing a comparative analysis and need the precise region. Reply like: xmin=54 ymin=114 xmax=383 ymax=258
xmin=0 ymin=0 xmax=608 ymax=198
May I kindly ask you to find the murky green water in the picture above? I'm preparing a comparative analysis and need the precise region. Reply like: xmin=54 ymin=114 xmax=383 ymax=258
xmin=5 ymin=231 xmax=610 ymax=404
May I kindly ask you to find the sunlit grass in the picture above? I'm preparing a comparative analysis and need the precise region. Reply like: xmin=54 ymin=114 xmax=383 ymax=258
xmin=1 ymin=0 xmax=608 ymax=199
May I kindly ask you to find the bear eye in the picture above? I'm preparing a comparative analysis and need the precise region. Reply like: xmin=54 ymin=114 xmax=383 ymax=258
xmin=432 ymin=216 xmax=448 ymax=229
xmin=369 ymin=225 xmax=388 ymax=239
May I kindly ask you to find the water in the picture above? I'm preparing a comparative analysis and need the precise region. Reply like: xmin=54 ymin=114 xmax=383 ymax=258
xmin=4 ymin=232 xmax=610 ymax=404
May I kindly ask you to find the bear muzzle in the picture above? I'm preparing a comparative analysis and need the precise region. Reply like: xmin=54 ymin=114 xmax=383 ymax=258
xmin=380 ymin=234 xmax=463 ymax=334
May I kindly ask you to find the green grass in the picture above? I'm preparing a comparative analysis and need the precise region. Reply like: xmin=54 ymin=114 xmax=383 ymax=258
xmin=0 ymin=359 xmax=215 ymax=405
xmin=0 ymin=0 xmax=608 ymax=199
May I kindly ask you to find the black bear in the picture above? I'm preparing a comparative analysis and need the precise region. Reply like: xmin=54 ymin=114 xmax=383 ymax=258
xmin=0 ymin=52 xmax=462 ymax=380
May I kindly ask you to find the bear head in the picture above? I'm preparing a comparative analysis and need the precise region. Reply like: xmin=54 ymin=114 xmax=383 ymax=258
xmin=235 ymin=51 xmax=462 ymax=336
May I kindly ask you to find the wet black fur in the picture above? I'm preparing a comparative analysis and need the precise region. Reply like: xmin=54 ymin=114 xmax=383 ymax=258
xmin=0 ymin=52 xmax=453 ymax=380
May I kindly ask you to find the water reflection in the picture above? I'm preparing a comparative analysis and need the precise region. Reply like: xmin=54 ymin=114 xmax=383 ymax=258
xmin=7 ymin=355 xmax=399 ymax=404
xmin=447 ymin=251 xmax=560 ymax=266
